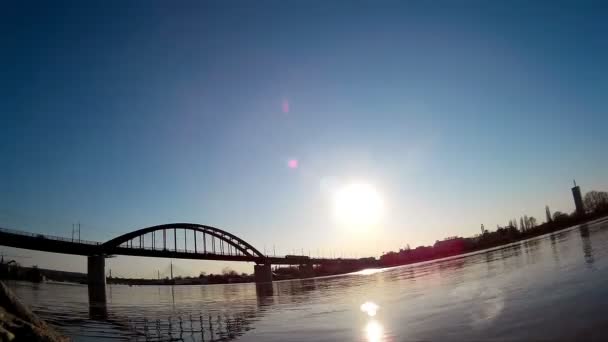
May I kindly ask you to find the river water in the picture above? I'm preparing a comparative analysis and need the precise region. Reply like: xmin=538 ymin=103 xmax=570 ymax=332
xmin=7 ymin=218 xmax=608 ymax=341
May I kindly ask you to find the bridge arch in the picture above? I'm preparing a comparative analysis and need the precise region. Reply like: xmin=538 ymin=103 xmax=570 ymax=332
xmin=101 ymin=223 xmax=265 ymax=259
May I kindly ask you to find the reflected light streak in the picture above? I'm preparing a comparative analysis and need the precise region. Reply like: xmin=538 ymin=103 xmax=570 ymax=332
xmin=354 ymin=268 xmax=385 ymax=276
xmin=365 ymin=320 xmax=384 ymax=342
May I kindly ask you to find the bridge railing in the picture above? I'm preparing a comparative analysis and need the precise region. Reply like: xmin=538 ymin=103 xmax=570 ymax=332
xmin=0 ymin=227 xmax=101 ymax=245
xmin=115 ymin=243 xmax=250 ymax=257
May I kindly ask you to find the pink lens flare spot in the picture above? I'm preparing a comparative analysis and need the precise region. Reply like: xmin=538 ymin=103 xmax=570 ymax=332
xmin=288 ymin=159 xmax=299 ymax=169
xmin=282 ymin=99 xmax=290 ymax=113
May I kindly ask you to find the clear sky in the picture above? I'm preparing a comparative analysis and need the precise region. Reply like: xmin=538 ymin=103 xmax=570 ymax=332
xmin=2 ymin=1 xmax=607 ymax=276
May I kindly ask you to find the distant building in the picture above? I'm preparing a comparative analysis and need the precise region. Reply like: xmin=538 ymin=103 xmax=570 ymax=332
xmin=434 ymin=237 xmax=466 ymax=256
xmin=572 ymin=180 xmax=585 ymax=216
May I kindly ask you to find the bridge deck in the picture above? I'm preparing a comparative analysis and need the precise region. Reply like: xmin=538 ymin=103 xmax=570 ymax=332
xmin=0 ymin=228 xmax=359 ymax=265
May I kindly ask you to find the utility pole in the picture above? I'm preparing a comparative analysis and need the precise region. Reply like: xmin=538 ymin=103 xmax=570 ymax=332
xmin=78 ymin=222 xmax=81 ymax=242
xmin=71 ymin=224 xmax=74 ymax=242
xmin=170 ymin=261 xmax=173 ymax=280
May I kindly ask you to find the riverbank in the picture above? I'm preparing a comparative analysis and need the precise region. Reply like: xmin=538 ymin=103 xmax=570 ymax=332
xmin=5 ymin=214 xmax=607 ymax=288
xmin=1 ymin=264 xmax=369 ymax=287
xmin=0 ymin=281 xmax=67 ymax=342
xmin=380 ymin=213 xmax=608 ymax=267
xmin=0 ymin=265 xmax=87 ymax=285
xmin=107 ymin=260 xmax=374 ymax=286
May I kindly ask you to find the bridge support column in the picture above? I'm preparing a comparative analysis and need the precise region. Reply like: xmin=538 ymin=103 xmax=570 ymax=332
xmin=254 ymin=263 xmax=272 ymax=283
xmin=299 ymin=263 xmax=314 ymax=279
xmin=87 ymin=255 xmax=106 ymax=304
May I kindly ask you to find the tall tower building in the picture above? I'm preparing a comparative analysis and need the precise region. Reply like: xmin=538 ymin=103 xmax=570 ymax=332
xmin=572 ymin=180 xmax=585 ymax=216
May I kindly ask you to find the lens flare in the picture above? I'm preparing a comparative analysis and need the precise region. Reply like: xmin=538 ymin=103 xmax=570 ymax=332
xmin=288 ymin=159 xmax=298 ymax=169
xmin=360 ymin=301 xmax=379 ymax=317
xmin=282 ymin=99 xmax=290 ymax=113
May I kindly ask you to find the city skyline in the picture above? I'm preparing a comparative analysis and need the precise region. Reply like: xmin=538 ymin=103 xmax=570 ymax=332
xmin=3 ymin=0 xmax=608 ymax=276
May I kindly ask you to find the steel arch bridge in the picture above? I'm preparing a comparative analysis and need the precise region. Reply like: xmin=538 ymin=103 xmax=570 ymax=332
xmin=101 ymin=223 xmax=267 ymax=263
xmin=0 ymin=223 xmax=356 ymax=265
xmin=0 ymin=223 xmax=270 ymax=264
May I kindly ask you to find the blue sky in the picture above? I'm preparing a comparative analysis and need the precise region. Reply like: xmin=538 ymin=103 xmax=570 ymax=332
xmin=2 ymin=1 xmax=607 ymax=275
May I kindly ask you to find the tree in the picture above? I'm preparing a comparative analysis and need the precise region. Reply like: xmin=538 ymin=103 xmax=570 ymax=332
xmin=520 ymin=217 xmax=525 ymax=231
xmin=222 ymin=267 xmax=238 ymax=277
xmin=584 ymin=191 xmax=608 ymax=213
xmin=546 ymin=206 xmax=552 ymax=223
xmin=553 ymin=211 xmax=568 ymax=222
xmin=528 ymin=216 xmax=537 ymax=228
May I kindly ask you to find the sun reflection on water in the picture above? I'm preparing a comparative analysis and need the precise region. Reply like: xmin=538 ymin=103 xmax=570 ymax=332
xmin=354 ymin=268 xmax=385 ymax=276
xmin=360 ymin=301 xmax=379 ymax=317
xmin=361 ymin=301 xmax=384 ymax=341
xmin=365 ymin=320 xmax=384 ymax=342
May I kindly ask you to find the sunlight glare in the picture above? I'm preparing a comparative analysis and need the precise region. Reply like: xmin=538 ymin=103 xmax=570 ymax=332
xmin=365 ymin=320 xmax=384 ymax=342
xmin=355 ymin=268 xmax=385 ymax=276
xmin=333 ymin=183 xmax=384 ymax=228
xmin=360 ymin=301 xmax=379 ymax=317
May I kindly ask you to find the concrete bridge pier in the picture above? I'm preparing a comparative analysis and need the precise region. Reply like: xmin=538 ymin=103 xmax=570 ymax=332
xmin=254 ymin=263 xmax=273 ymax=283
xmin=87 ymin=255 xmax=107 ymax=304
xmin=299 ymin=263 xmax=314 ymax=278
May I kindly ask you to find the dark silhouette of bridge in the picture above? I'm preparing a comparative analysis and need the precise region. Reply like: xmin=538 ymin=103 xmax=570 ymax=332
xmin=0 ymin=223 xmax=365 ymax=304
xmin=0 ymin=223 xmax=352 ymax=265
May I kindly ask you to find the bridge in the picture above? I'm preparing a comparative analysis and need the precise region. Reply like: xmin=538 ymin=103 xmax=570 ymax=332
xmin=0 ymin=223 xmax=366 ymax=303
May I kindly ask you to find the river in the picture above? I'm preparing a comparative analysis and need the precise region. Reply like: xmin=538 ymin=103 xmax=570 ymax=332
xmin=7 ymin=218 xmax=608 ymax=341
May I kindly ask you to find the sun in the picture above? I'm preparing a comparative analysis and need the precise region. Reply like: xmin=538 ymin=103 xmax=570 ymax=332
xmin=332 ymin=183 xmax=384 ymax=228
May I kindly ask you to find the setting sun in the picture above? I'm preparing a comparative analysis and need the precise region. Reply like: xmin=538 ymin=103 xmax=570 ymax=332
xmin=332 ymin=183 xmax=385 ymax=228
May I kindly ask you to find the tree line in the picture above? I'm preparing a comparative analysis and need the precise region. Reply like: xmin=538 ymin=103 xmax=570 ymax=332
xmin=380 ymin=189 xmax=608 ymax=267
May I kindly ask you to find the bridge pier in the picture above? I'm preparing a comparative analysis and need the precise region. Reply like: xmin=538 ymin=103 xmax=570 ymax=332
xmin=254 ymin=263 xmax=272 ymax=283
xmin=299 ymin=263 xmax=314 ymax=279
xmin=87 ymin=255 xmax=107 ymax=304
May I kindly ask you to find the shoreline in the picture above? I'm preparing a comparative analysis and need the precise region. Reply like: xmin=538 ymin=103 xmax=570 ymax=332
xmin=380 ymin=213 xmax=608 ymax=268
xmin=3 ymin=215 xmax=607 ymax=288
xmin=0 ymin=281 xmax=67 ymax=342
